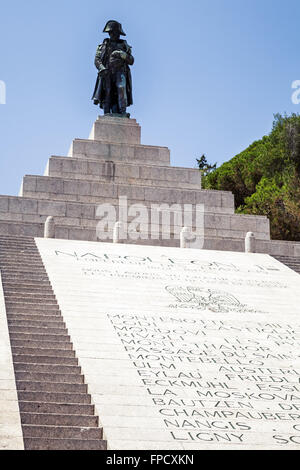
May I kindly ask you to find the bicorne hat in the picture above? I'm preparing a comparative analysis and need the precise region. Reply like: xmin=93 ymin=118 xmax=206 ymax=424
xmin=103 ymin=20 xmax=126 ymax=36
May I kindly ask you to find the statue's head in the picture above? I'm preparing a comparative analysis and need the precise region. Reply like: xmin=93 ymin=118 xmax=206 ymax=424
xmin=103 ymin=20 xmax=126 ymax=40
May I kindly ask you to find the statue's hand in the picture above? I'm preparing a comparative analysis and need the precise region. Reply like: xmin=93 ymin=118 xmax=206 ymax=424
xmin=111 ymin=50 xmax=127 ymax=61
xmin=119 ymin=51 xmax=128 ymax=61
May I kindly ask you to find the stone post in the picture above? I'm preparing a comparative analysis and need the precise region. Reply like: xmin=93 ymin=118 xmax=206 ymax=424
xmin=44 ymin=216 xmax=55 ymax=239
xmin=245 ymin=232 xmax=256 ymax=253
xmin=113 ymin=221 xmax=125 ymax=243
xmin=180 ymin=227 xmax=191 ymax=248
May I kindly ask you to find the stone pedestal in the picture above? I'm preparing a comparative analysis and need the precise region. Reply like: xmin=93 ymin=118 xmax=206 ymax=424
xmin=0 ymin=114 xmax=281 ymax=251
xmin=89 ymin=116 xmax=141 ymax=145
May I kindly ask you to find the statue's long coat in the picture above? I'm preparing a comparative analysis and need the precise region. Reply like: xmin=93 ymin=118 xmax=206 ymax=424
xmin=92 ymin=38 xmax=133 ymax=108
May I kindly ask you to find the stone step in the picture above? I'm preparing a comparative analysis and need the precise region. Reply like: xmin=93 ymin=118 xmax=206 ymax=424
xmin=20 ymin=173 xmax=227 ymax=208
xmin=281 ymin=262 xmax=300 ymax=265
xmin=279 ymin=263 xmax=300 ymax=268
xmin=2 ymin=273 xmax=50 ymax=280
xmin=89 ymin=115 xmax=141 ymax=144
xmin=3 ymin=284 xmax=53 ymax=291
xmin=6 ymin=307 xmax=60 ymax=316
xmin=2 ymin=268 xmax=45 ymax=275
xmin=0 ymin=244 xmax=36 ymax=250
xmin=0 ymin=233 xmax=34 ymax=240
xmin=8 ymin=319 xmax=65 ymax=329
xmin=4 ymin=293 xmax=56 ymax=301
xmin=3 ymin=281 xmax=51 ymax=287
xmin=2 ymin=242 xmax=34 ymax=246
xmin=3 ymin=273 xmax=48 ymax=280
xmin=6 ymin=300 xmax=59 ymax=308
xmin=0 ymin=248 xmax=40 ymax=253
xmin=68 ymin=137 xmax=170 ymax=166
xmin=0 ymin=240 xmax=36 ymax=245
xmin=15 ymin=371 xmax=84 ymax=384
xmin=23 ymin=437 xmax=106 ymax=450
xmin=3 ymin=280 xmax=52 ymax=288
xmin=20 ymin=412 xmax=98 ymax=427
xmin=272 ymin=256 xmax=300 ymax=274
xmin=281 ymin=263 xmax=300 ymax=266
xmin=10 ymin=332 xmax=71 ymax=343
xmin=8 ymin=314 xmax=62 ymax=322
xmin=0 ymin=260 xmax=44 ymax=267
xmin=0 ymin=264 xmax=46 ymax=271
xmin=0 ymin=232 xmax=35 ymax=238
xmin=3 ymin=283 xmax=52 ymax=291
xmin=2 ymin=268 xmax=46 ymax=274
xmin=14 ymin=363 xmax=81 ymax=375
xmin=1 ymin=266 xmax=46 ymax=272
xmin=0 ymin=249 xmax=37 ymax=253
xmin=2 ymin=276 xmax=51 ymax=284
xmin=47 ymin=155 xmax=201 ymax=189
xmin=22 ymin=424 xmax=103 ymax=440
xmin=0 ymin=246 xmax=40 ymax=251
xmin=19 ymin=401 xmax=94 ymax=416
xmin=0 ymin=240 xmax=35 ymax=246
xmin=9 ymin=325 xmax=66 ymax=335
xmin=13 ymin=354 xmax=78 ymax=366
xmin=17 ymin=380 xmax=86 ymax=393
xmin=4 ymin=289 xmax=54 ymax=296
xmin=11 ymin=339 xmax=73 ymax=350
xmin=18 ymin=391 xmax=91 ymax=404
xmin=0 ymin=245 xmax=36 ymax=250
xmin=2 ymin=263 xmax=45 ymax=271
xmin=12 ymin=346 xmax=75 ymax=357
xmin=5 ymin=295 xmax=56 ymax=302
xmin=0 ymin=254 xmax=40 ymax=260
xmin=2 ymin=288 xmax=52 ymax=296
xmin=2 ymin=272 xmax=50 ymax=278
xmin=3 ymin=285 xmax=53 ymax=294
xmin=7 ymin=314 xmax=63 ymax=323
xmin=0 ymin=253 xmax=42 ymax=260
xmin=0 ymin=250 xmax=41 ymax=254
xmin=6 ymin=298 xmax=56 ymax=306
xmin=8 ymin=305 xmax=60 ymax=315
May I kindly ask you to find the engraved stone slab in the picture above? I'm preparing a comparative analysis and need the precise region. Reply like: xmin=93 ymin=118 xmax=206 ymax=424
xmin=36 ymin=238 xmax=300 ymax=450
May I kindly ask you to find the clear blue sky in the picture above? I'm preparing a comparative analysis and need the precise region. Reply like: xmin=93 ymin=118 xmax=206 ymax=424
xmin=0 ymin=0 xmax=299 ymax=195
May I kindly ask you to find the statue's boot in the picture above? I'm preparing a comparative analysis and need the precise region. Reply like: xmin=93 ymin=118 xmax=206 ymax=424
xmin=103 ymin=102 xmax=111 ymax=115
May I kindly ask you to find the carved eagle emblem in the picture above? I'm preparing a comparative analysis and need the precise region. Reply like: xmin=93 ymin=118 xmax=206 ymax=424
xmin=165 ymin=286 xmax=259 ymax=313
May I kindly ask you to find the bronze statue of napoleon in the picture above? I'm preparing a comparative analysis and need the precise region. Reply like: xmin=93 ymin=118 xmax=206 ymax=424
xmin=92 ymin=20 xmax=134 ymax=117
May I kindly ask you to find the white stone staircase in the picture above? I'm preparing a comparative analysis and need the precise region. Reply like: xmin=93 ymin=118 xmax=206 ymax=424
xmin=272 ymin=255 xmax=300 ymax=274
xmin=0 ymin=235 xmax=107 ymax=450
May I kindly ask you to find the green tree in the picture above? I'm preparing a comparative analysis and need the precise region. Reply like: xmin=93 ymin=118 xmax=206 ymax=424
xmin=201 ymin=113 xmax=300 ymax=241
